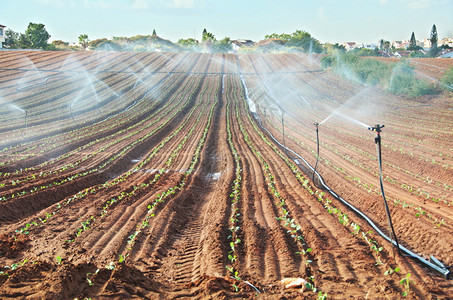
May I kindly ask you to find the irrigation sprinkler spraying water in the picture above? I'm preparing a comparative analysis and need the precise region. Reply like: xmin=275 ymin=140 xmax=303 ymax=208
xmin=312 ymin=122 xmax=320 ymax=186
xmin=69 ymin=103 xmax=79 ymax=127
xmin=281 ymin=112 xmax=287 ymax=156
xmin=368 ymin=124 xmax=401 ymax=257
xmin=23 ymin=111 xmax=28 ymax=135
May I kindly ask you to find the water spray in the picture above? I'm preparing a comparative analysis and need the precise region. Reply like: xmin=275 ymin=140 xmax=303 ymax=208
xmin=368 ymin=124 xmax=400 ymax=257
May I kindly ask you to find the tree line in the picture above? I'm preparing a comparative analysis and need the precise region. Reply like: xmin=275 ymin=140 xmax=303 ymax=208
xmin=2 ymin=23 xmax=449 ymax=57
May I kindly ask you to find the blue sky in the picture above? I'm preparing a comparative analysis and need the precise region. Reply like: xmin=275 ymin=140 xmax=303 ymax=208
xmin=1 ymin=0 xmax=452 ymax=44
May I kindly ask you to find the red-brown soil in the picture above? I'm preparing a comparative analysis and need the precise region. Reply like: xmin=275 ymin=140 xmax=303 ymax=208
xmin=0 ymin=51 xmax=452 ymax=299
xmin=370 ymin=56 xmax=453 ymax=82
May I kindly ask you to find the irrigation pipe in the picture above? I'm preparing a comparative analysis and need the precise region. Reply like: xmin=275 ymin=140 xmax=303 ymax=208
xmin=369 ymin=124 xmax=401 ymax=257
xmin=243 ymin=280 xmax=261 ymax=293
xmin=251 ymin=112 xmax=450 ymax=279
xmin=312 ymin=123 xmax=320 ymax=187
xmin=69 ymin=105 xmax=79 ymax=127
xmin=20 ymin=111 xmax=28 ymax=136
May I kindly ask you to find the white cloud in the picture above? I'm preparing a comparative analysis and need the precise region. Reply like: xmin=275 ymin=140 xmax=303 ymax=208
xmin=131 ymin=0 xmax=150 ymax=9
xmin=128 ymin=0 xmax=201 ymax=10
xmin=379 ymin=0 xmax=388 ymax=4
xmin=400 ymin=0 xmax=450 ymax=9
xmin=29 ymin=0 xmax=65 ymax=6
xmin=83 ymin=0 xmax=119 ymax=9
xmin=165 ymin=0 xmax=195 ymax=8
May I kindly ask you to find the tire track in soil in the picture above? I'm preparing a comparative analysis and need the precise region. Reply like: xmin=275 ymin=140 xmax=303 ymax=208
xmin=124 ymin=92 xmax=216 ymax=266
xmin=68 ymin=76 xmax=214 ymax=263
xmin=230 ymin=102 xmax=282 ymax=281
xmin=44 ymin=73 xmax=214 ymax=270
xmin=230 ymin=75 xmax=304 ymax=282
xmin=224 ymin=77 xmax=271 ymax=281
xmin=131 ymin=75 xmax=229 ymax=286
xmin=17 ymin=75 xmax=210 ymax=265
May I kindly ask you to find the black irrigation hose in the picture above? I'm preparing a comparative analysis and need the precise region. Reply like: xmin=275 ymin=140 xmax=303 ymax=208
xmin=252 ymin=112 xmax=451 ymax=279
xmin=69 ymin=105 xmax=80 ymax=127
xmin=312 ymin=123 xmax=320 ymax=188
xmin=372 ymin=126 xmax=401 ymax=257
xmin=20 ymin=112 xmax=28 ymax=136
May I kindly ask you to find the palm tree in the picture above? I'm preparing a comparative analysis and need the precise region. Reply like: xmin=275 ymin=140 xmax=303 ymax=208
xmin=78 ymin=34 xmax=89 ymax=50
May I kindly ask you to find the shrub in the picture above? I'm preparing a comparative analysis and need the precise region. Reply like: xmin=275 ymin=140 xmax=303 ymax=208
xmin=388 ymin=63 xmax=438 ymax=97
xmin=441 ymin=67 xmax=453 ymax=91
xmin=320 ymin=55 xmax=334 ymax=68
xmin=321 ymin=52 xmax=438 ymax=97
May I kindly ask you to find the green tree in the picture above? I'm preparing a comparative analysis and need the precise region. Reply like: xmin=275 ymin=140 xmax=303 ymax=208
xmin=429 ymin=24 xmax=438 ymax=57
xmin=214 ymin=37 xmax=232 ymax=53
xmin=264 ymin=30 xmax=322 ymax=53
xmin=78 ymin=34 xmax=89 ymax=50
xmin=24 ymin=22 xmax=51 ymax=49
xmin=379 ymin=39 xmax=384 ymax=51
xmin=3 ymin=29 xmax=19 ymax=48
xmin=323 ymin=43 xmax=346 ymax=55
xmin=409 ymin=32 xmax=416 ymax=49
xmin=52 ymin=40 xmax=68 ymax=46
xmin=202 ymin=29 xmax=215 ymax=42
xmin=408 ymin=32 xmax=422 ymax=51
xmin=353 ymin=47 xmax=379 ymax=57
xmin=18 ymin=33 xmax=32 ymax=48
xmin=88 ymin=38 xmax=109 ymax=50
xmin=177 ymin=38 xmax=199 ymax=47
xmin=152 ymin=29 xmax=157 ymax=36
xmin=384 ymin=41 xmax=391 ymax=53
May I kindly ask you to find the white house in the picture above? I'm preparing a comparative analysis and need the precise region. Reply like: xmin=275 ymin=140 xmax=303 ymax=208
xmin=231 ymin=39 xmax=255 ymax=51
xmin=0 ymin=24 xmax=6 ymax=49
xmin=441 ymin=37 xmax=453 ymax=48
xmin=423 ymin=38 xmax=435 ymax=49
xmin=363 ymin=43 xmax=379 ymax=49
xmin=341 ymin=42 xmax=360 ymax=51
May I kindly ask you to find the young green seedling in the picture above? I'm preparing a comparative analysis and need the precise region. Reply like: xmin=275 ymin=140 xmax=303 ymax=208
xmin=399 ymin=273 xmax=413 ymax=296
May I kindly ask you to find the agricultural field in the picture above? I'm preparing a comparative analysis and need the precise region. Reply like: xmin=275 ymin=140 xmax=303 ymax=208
xmin=0 ymin=51 xmax=452 ymax=299
xmin=370 ymin=56 xmax=453 ymax=82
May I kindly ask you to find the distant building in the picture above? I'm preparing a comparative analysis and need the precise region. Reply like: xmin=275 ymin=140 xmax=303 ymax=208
xmin=392 ymin=40 xmax=403 ymax=48
xmin=231 ymin=39 xmax=255 ymax=51
xmin=341 ymin=42 xmax=359 ymax=51
xmin=422 ymin=38 xmax=436 ymax=49
xmin=440 ymin=37 xmax=453 ymax=48
xmin=255 ymin=39 xmax=285 ymax=53
xmin=438 ymin=49 xmax=453 ymax=58
xmin=0 ymin=24 xmax=6 ymax=49
xmin=394 ymin=51 xmax=411 ymax=58
xmin=377 ymin=50 xmax=392 ymax=57
xmin=363 ymin=43 xmax=379 ymax=49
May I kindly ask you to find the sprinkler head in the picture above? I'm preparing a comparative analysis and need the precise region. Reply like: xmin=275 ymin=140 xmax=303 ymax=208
xmin=368 ymin=124 xmax=385 ymax=133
